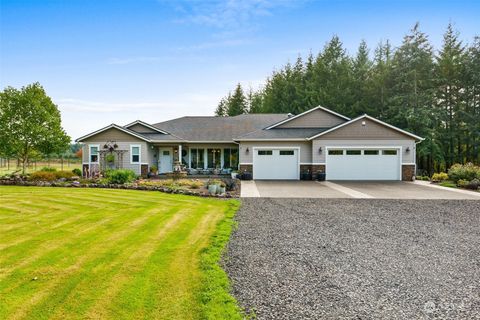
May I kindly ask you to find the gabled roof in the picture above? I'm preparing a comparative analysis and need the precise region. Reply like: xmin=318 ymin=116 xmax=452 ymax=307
xmin=153 ymin=114 xmax=289 ymax=142
xmin=75 ymin=124 xmax=152 ymax=142
xmin=265 ymin=105 xmax=350 ymax=130
xmin=124 ymin=120 xmax=169 ymax=134
xmin=307 ymin=114 xmax=424 ymax=141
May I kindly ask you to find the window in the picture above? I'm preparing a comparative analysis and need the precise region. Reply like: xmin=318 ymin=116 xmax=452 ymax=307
xmin=190 ymin=148 xmax=205 ymax=169
xmin=258 ymin=150 xmax=273 ymax=155
xmin=223 ymin=148 xmax=239 ymax=169
xmin=364 ymin=150 xmax=379 ymax=155
xmin=162 ymin=150 xmax=170 ymax=156
xmin=346 ymin=150 xmax=361 ymax=155
xmin=279 ymin=150 xmax=294 ymax=155
xmin=207 ymin=148 xmax=221 ymax=168
xmin=131 ymin=145 xmax=140 ymax=163
xmin=382 ymin=150 xmax=397 ymax=155
xmin=89 ymin=145 xmax=99 ymax=163
xmin=328 ymin=149 xmax=343 ymax=155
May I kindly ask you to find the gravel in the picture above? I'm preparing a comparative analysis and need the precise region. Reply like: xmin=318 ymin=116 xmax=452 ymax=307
xmin=225 ymin=198 xmax=480 ymax=319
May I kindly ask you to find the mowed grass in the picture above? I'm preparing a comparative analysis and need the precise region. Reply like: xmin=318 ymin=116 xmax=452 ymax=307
xmin=0 ymin=186 xmax=241 ymax=320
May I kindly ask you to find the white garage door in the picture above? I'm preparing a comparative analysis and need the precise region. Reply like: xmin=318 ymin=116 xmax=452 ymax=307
xmin=253 ymin=148 xmax=299 ymax=180
xmin=326 ymin=148 xmax=401 ymax=180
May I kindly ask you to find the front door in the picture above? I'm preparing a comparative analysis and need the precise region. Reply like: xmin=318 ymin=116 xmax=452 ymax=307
xmin=159 ymin=148 xmax=173 ymax=173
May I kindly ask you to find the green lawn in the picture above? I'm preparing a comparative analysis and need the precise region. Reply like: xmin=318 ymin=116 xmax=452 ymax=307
xmin=0 ymin=186 xmax=241 ymax=320
xmin=0 ymin=160 xmax=81 ymax=175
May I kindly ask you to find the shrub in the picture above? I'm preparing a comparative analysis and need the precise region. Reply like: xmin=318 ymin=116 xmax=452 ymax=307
xmin=431 ymin=172 xmax=448 ymax=182
xmin=150 ymin=165 xmax=158 ymax=173
xmin=448 ymin=163 xmax=480 ymax=182
xmin=104 ymin=169 xmax=136 ymax=184
xmin=40 ymin=167 xmax=57 ymax=172
xmin=458 ymin=178 xmax=479 ymax=190
xmin=72 ymin=168 xmax=82 ymax=176
xmin=29 ymin=171 xmax=57 ymax=181
xmin=55 ymin=171 xmax=74 ymax=180
xmin=221 ymin=178 xmax=237 ymax=191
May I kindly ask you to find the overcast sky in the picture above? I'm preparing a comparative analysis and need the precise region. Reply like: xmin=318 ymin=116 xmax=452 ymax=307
xmin=1 ymin=0 xmax=479 ymax=140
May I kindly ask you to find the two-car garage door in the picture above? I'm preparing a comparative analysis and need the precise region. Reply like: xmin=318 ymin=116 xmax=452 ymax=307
xmin=326 ymin=148 xmax=401 ymax=180
xmin=253 ymin=148 xmax=299 ymax=180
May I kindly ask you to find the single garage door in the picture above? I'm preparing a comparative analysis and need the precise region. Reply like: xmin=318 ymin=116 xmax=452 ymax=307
xmin=253 ymin=148 xmax=299 ymax=180
xmin=326 ymin=148 xmax=401 ymax=180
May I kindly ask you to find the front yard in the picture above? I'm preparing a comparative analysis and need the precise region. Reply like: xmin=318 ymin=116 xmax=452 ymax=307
xmin=0 ymin=186 xmax=241 ymax=320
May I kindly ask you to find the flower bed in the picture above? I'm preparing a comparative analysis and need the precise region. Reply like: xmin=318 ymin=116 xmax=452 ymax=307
xmin=0 ymin=174 xmax=240 ymax=198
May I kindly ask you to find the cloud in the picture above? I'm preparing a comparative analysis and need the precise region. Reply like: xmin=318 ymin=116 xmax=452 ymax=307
xmin=172 ymin=0 xmax=300 ymax=31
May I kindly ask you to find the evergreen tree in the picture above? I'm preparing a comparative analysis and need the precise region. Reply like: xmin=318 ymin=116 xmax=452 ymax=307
xmin=215 ymin=97 xmax=227 ymax=116
xmin=226 ymin=84 xmax=247 ymax=116
xmin=351 ymin=40 xmax=374 ymax=115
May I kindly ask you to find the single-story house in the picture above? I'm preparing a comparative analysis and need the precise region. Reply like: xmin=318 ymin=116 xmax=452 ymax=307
xmin=76 ymin=105 xmax=423 ymax=181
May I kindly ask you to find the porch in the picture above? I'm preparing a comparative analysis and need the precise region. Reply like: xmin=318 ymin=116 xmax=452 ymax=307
xmin=151 ymin=143 xmax=239 ymax=175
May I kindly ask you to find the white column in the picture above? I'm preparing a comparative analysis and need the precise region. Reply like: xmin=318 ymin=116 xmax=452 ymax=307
xmin=204 ymin=148 xmax=208 ymax=169
xmin=188 ymin=148 xmax=191 ymax=168
xmin=178 ymin=145 xmax=182 ymax=163
xmin=220 ymin=148 xmax=224 ymax=169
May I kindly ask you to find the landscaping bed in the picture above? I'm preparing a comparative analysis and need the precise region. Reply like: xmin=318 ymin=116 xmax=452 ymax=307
xmin=0 ymin=168 xmax=240 ymax=198
xmin=416 ymin=163 xmax=480 ymax=192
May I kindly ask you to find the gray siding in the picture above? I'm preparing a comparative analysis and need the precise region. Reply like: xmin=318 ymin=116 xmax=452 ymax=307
xmin=239 ymin=141 xmax=312 ymax=163
xmin=312 ymin=139 xmax=416 ymax=164
xmin=81 ymin=141 xmax=149 ymax=175
xmin=277 ymin=109 xmax=346 ymax=128
xmin=317 ymin=118 xmax=412 ymax=140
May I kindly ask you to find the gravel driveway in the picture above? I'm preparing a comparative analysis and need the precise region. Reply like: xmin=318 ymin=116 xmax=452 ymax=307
xmin=225 ymin=198 xmax=480 ymax=319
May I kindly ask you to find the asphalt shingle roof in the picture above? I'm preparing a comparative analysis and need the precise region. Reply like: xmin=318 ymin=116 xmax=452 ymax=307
xmin=151 ymin=114 xmax=290 ymax=142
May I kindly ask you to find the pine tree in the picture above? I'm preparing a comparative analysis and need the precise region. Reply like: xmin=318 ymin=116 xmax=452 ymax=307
xmin=226 ymin=83 xmax=247 ymax=116
xmin=214 ymin=97 xmax=227 ymax=116
xmin=351 ymin=40 xmax=374 ymax=115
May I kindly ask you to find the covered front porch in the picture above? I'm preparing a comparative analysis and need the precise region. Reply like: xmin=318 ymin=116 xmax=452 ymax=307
xmin=152 ymin=143 xmax=239 ymax=175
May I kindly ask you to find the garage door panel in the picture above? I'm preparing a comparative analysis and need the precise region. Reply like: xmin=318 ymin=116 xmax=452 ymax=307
xmin=326 ymin=148 xmax=400 ymax=180
xmin=253 ymin=149 xmax=299 ymax=180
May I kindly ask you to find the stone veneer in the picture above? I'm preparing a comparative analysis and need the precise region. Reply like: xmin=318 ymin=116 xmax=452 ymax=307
xmin=402 ymin=164 xmax=415 ymax=181
xmin=239 ymin=164 xmax=253 ymax=174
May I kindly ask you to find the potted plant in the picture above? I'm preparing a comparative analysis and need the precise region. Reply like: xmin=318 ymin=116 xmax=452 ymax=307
xmin=208 ymin=183 xmax=218 ymax=195
xmin=150 ymin=165 xmax=158 ymax=175
xmin=218 ymin=181 xmax=226 ymax=194
xmin=231 ymin=170 xmax=238 ymax=179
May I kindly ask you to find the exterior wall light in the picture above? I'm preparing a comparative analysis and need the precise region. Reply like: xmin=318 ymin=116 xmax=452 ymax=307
xmin=318 ymin=147 xmax=322 ymax=154
xmin=246 ymin=147 xmax=249 ymax=154
xmin=406 ymin=147 xmax=410 ymax=152
xmin=362 ymin=121 xmax=366 ymax=126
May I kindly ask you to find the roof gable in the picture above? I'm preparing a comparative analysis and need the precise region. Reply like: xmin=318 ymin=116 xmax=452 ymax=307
xmin=308 ymin=115 xmax=424 ymax=141
xmin=266 ymin=106 xmax=350 ymax=129
xmin=76 ymin=124 xmax=151 ymax=142
xmin=124 ymin=120 xmax=169 ymax=134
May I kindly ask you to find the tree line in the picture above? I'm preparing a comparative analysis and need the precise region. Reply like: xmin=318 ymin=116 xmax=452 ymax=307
xmin=215 ymin=23 xmax=480 ymax=174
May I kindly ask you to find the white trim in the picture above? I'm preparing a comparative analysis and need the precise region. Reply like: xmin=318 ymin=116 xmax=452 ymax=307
xmin=299 ymin=163 xmax=326 ymax=165
xmin=402 ymin=163 xmax=417 ymax=165
xmin=265 ymin=105 xmax=350 ymax=130
xmin=76 ymin=124 xmax=151 ymax=142
xmin=124 ymin=120 xmax=169 ymax=134
xmin=89 ymin=144 xmax=100 ymax=164
xmin=130 ymin=144 xmax=141 ymax=164
xmin=308 ymin=114 xmax=424 ymax=141
xmin=325 ymin=146 xmax=402 ymax=181
xmin=234 ymin=138 xmax=307 ymax=141
xmin=239 ymin=162 xmax=253 ymax=165
xmin=252 ymin=146 xmax=301 ymax=180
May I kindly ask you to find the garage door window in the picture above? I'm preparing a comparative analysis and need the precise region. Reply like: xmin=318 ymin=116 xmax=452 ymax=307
xmin=328 ymin=150 xmax=343 ymax=155
xmin=279 ymin=150 xmax=294 ymax=155
xmin=258 ymin=150 xmax=273 ymax=155
xmin=382 ymin=150 xmax=397 ymax=155
xmin=346 ymin=150 xmax=361 ymax=155
xmin=364 ymin=150 xmax=379 ymax=155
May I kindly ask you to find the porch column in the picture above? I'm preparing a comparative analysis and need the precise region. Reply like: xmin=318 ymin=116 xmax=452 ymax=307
xmin=203 ymin=148 xmax=208 ymax=169
xmin=178 ymin=145 xmax=182 ymax=163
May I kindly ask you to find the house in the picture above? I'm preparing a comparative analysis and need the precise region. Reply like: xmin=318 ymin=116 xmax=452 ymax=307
xmin=76 ymin=106 xmax=423 ymax=181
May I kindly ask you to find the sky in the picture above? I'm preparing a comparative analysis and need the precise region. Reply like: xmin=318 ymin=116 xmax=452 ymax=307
xmin=1 ymin=0 xmax=479 ymax=140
